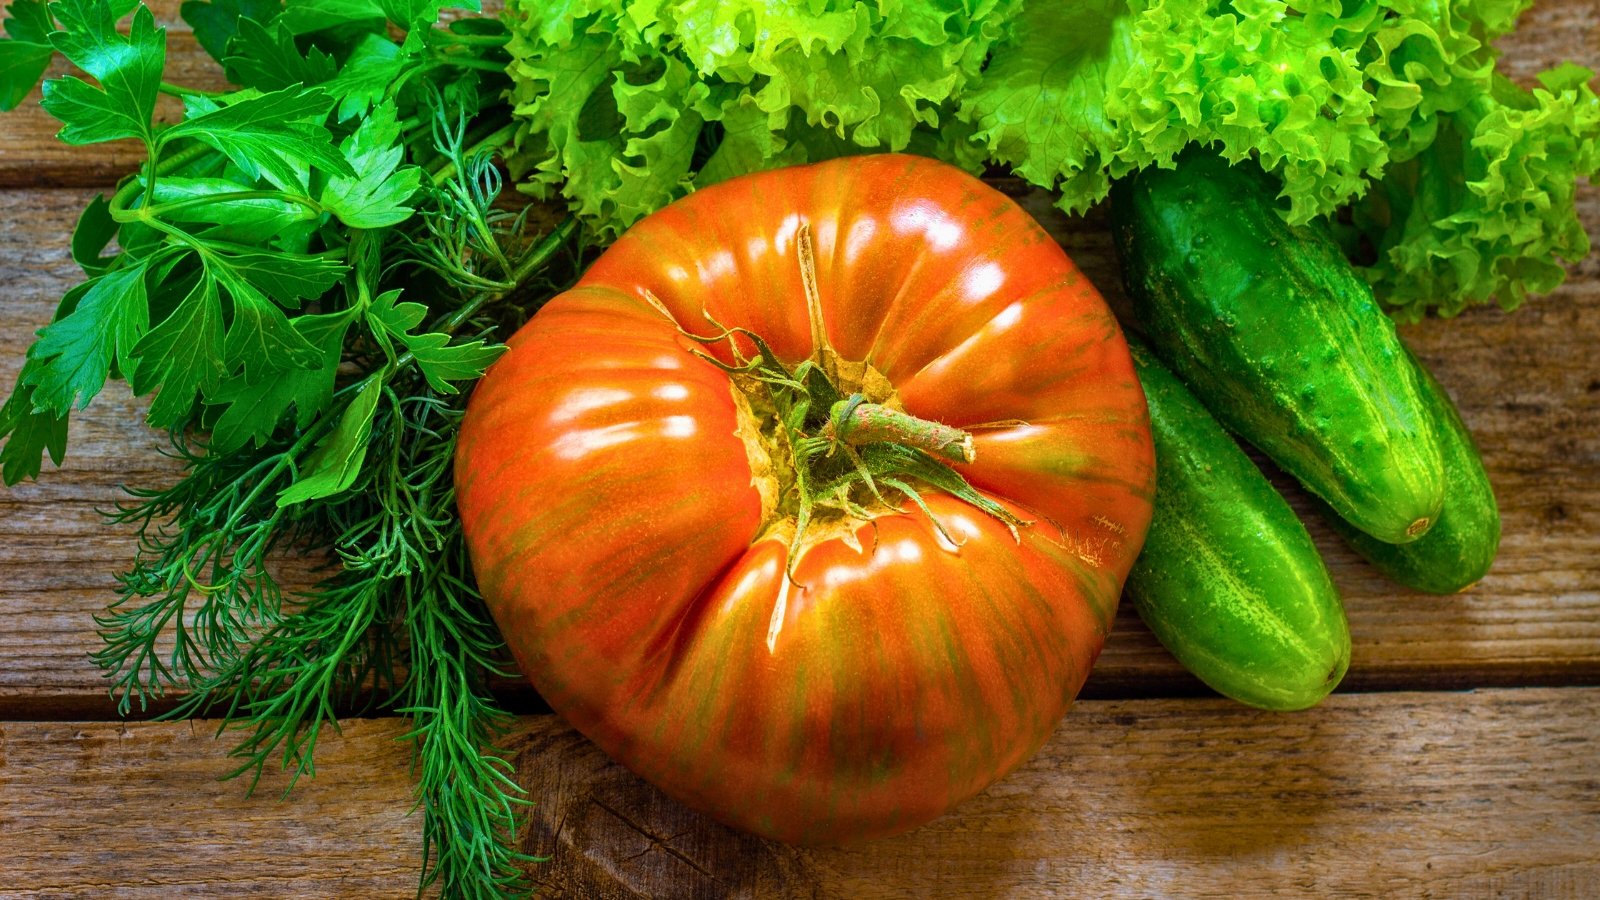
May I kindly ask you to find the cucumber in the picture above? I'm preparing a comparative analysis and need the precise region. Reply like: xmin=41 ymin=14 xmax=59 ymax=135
xmin=1127 ymin=340 xmax=1350 ymax=711
xmin=1324 ymin=353 xmax=1501 ymax=592
xmin=1110 ymin=147 xmax=1445 ymax=545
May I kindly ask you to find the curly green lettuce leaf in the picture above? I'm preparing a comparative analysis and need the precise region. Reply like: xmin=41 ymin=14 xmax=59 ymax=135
xmin=959 ymin=0 xmax=1393 ymax=222
xmin=959 ymin=0 xmax=1593 ymax=313
xmin=504 ymin=0 xmax=1019 ymax=239
xmin=1358 ymin=0 xmax=1533 ymax=162
xmin=1350 ymin=64 xmax=1600 ymax=319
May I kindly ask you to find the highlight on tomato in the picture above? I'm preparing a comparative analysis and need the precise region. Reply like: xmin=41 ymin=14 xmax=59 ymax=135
xmin=456 ymin=154 xmax=1156 ymax=844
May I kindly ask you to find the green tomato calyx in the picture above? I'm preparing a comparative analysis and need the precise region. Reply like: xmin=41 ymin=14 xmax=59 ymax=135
xmin=646 ymin=223 xmax=1026 ymax=580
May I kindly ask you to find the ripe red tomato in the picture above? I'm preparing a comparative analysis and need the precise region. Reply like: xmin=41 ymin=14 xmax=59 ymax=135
xmin=456 ymin=154 xmax=1155 ymax=844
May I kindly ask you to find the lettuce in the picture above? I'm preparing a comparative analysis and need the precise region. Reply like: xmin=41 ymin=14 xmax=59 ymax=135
xmin=1350 ymin=65 xmax=1600 ymax=319
xmin=504 ymin=0 xmax=1599 ymax=317
xmin=504 ymin=0 xmax=1014 ymax=239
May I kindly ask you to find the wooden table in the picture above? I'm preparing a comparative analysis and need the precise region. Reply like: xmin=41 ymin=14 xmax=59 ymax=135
xmin=2 ymin=2 xmax=1598 ymax=896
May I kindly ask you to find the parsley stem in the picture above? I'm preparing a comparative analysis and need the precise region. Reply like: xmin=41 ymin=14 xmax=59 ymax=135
xmin=139 ymin=190 xmax=325 ymax=221
xmin=109 ymin=142 xmax=220 ymax=216
xmin=434 ymin=56 xmax=508 ymax=73
xmin=159 ymin=81 xmax=223 ymax=99
xmin=431 ymin=31 xmax=510 ymax=47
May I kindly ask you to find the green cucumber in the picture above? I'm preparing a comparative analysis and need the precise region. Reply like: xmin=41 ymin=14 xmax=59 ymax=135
xmin=1127 ymin=340 xmax=1350 ymax=711
xmin=1324 ymin=353 xmax=1501 ymax=592
xmin=1110 ymin=147 xmax=1445 ymax=545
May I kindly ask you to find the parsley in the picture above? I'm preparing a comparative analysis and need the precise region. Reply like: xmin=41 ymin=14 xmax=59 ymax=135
xmin=0 ymin=0 xmax=581 ymax=896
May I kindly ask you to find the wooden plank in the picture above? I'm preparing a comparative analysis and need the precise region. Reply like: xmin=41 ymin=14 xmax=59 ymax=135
xmin=1 ymin=688 xmax=1596 ymax=896
xmin=4 ymin=175 xmax=1600 ymax=713
xmin=0 ymin=717 xmax=422 ymax=897
xmin=524 ymin=687 xmax=1600 ymax=899
xmin=0 ymin=0 xmax=1594 ymax=186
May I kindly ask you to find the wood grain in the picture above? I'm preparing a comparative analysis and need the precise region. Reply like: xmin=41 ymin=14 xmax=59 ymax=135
xmin=521 ymin=687 xmax=1600 ymax=899
xmin=1 ymin=688 xmax=1596 ymax=897
xmin=0 ymin=717 xmax=422 ymax=897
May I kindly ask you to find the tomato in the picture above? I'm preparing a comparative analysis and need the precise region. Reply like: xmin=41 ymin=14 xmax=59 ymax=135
xmin=456 ymin=154 xmax=1155 ymax=844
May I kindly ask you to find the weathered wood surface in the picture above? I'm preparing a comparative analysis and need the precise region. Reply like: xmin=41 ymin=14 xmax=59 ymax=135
xmin=0 ymin=717 xmax=423 ymax=897
xmin=4 ymin=180 xmax=1599 ymax=715
xmin=1 ymin=689 xmax=1596 ymax=898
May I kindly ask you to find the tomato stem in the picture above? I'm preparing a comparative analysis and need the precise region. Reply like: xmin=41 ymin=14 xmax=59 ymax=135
xmin=828 ymin=395 xmax=974 ymax=464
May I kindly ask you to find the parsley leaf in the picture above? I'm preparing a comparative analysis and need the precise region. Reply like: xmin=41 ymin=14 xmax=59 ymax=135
xmin=130 ymin=271 xmax=227 ymax=428
xmin=211 ymin=261 xmax=324 ymax=379
xmin=208 ymin=247 xmax=347 ymax=307
xmin=275 ymin=374 xmax=383 ymax=506
xmin=223 ymin=17 xmax=337 ymax=90
xmin=149 ymin=176 xmax=316 ymax=241
xmin=322 ymin=105 xmax=422 ymax=227
xmin=165 ymin=86 xmax=354 ymax=189
xmin=41 ymin=0 xmax=165 ymax=145
xmin=3 ymin=0 xmax=52 ymax=43
xmin=366 ymin=287 xmax=426 ymax=335
xmin=71 ymin=194 xmax=120 ymax=276
xmin=0 ymin=0 xmax=55 ymax=111
xmin=279 ymin=0 xmax=385 ymax=35
xmin=0 ymin=376 xmax=69 ymax=485
xmin=367 ymin=289 xmax=505 ymax=394
xmin=380 ymin=0 xmax=477 ymax=38
xmin=180 ymin=0 xmax=282 ymax=65
xmin=321 ymin=31 xmax=409 ymax=120
xmin=23 ymin=261 xmax=152 ymax=413
xmin=208 ymin=310 xmax=351 ymax=453
xmin=400 ymin=333 xmax=504 ymax=394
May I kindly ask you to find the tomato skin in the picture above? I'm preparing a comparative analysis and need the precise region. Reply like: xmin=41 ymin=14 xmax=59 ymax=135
xmin=457 ymin=154 xmax=1155 ymax=844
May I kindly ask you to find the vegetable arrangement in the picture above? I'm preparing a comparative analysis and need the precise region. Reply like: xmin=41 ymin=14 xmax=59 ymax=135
xmin=0 ymin=0 xmax=1590 ymax=895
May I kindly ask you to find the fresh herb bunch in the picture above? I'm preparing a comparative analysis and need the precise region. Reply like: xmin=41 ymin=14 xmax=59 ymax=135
xmin=0 ymin=0 xmax=582 ymax=895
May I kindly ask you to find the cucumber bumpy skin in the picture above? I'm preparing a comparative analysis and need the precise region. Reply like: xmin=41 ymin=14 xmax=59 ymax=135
xmin=1324 ymin=353 xmax=1501 ymax=593
xmin=1127 ymin=340 xmax=1350 ymax=711
xmin=1111 ymin=147 xmax=1445 ymax=545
